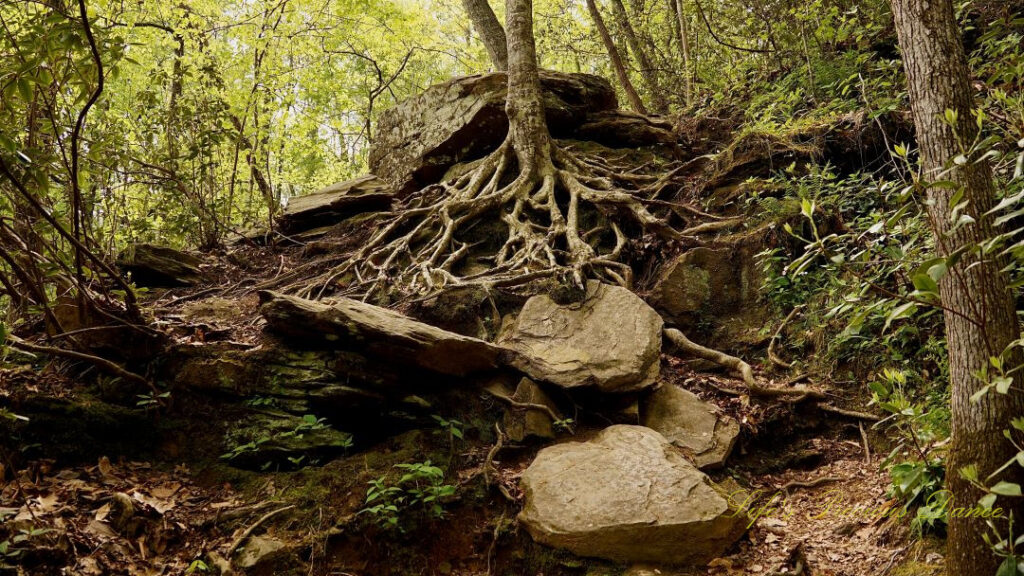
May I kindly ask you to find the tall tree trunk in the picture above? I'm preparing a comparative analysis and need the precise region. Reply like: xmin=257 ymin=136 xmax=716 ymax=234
xmin=609 ymin=0 xmax=667 ymax=113
xmin=584 ymin=0 xmax=648 ymax=114
xmin=505 ymin=0 xmax=553 ymax=174
xmin=673 ymin=0 xmax=693 ymax=105
xmin=892 ymin=1 xmax=1024 ymax=574
xmin=463 ymin=0 xmax=509 ymax=70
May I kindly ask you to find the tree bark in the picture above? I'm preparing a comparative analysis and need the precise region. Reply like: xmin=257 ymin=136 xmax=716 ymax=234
xmin=504 ymin=0 xmax=554 ymax=174
xmin=463 ymin=0 xmax=509 ymax=70
xmin=609 ymin=0 xmax=667 ymax=113
xmin=584 ymin=0 xmax=648 ymax=114
xmin=673 ymin=0 xmax=693 ymax=105
xmin=891 ymin=1 xmax=1024 ymax=574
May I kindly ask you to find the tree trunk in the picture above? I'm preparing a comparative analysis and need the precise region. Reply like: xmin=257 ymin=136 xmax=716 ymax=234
xmin=584 ymin=0 xmax=648 ymax=114
xmin=892 ymin=1 xmax=1024 ymax=574
xmin=463 ymin=0 xmax=509 ymax=70
xmin=673 ymin=0 xmax=693 ymax=105
xmin=609 ymin=0 xmax=667 ymax=113
xmin=504 ymin=0 xmax=553 ymax=174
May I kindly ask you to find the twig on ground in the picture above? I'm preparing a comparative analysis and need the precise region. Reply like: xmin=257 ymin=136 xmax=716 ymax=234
xmin=7 ymin=335 xmax=152 ymax=390
xmin=859 ymin=421 xmax=872 ymax=463
xmin=225 ymin=504 xmax=295 ymax=559
xmin=819 ymin=404 xmax=881 ymax=421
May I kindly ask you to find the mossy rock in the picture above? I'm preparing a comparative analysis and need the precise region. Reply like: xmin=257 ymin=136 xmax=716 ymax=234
xmin=221 ymin=412 xmax=353 ymax=469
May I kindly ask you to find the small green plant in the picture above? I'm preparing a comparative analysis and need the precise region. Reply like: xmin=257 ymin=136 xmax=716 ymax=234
xmin=220 ymin=435 xmax=270 ymax=460
xmin=282 ymin=414 xmax=328 ymax=438
xmin=553 ymin=417 xmax=575 ymax=433
xmin=359 ymin=459 xmax=457 ymax=530
xmin=0 ymin=408 xmax=27 ymax=422
xmin=431 ymin=414 xmax=464 ymax=441
xmin=220 ymin=415 xmax=347 ymax=466
xmin=0 ymin=527 xmax=52 ymax=564
xmin=245 ymin=396 xmax=278 ymax=408
xmin=185 ymin=559 xmax=210 ymax=574
xmin=432 ymin=414 xmax=465 ymax=462
xmin=871 ymin=368 xmax=950 ymax=534
xmin=137 ymin=391 xmax=171 ymax=408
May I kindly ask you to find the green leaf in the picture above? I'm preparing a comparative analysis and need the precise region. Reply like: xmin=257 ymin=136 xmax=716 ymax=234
xmin=979 ymin=493 xmax=998 ymax=510
xmin=911 ymin=273 xmax=938 ymax=294
xmin=800 ymin=198 xmax=815 ymax=219
xmin=995 ymin=556 xmax=1017 ymax=576
xmin=990 ymin=481 xmax=1022 ymax=497
xmin=16 ymin=77 xmax=31 ymax=102
xmin=884 ymin=302 xmax=917 ymax=331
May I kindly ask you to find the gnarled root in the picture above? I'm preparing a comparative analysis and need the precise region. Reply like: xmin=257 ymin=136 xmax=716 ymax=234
xmin=294 ymin=138 xmax=720 ymax=301
xmin=664 ymin=328 xmax=834 ymax=402
xmin=665 ymin=328 xmax=756 ymax=385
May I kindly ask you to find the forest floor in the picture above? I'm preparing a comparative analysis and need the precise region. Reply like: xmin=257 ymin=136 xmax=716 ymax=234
xmin=0 ymin=97 xmax=938 ymax=575
xmin=1 ymin=340 xmax=942 ymax=575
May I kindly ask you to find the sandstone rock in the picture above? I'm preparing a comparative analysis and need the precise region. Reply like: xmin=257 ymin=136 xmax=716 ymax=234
xmin=641 ymin=384 xmax=739 ymax=469
xmin=498 ymin=282 xmax=662 ymax=393
xmin=279 ymin=175 xmax=394 ymax=233
xmin=504 ymin=378 xmax=561 ymax=442
xmin=116 ymin=243 xmax=203 ymax=287
xmin=649 ymin=247 xmax=758 ymax=327
xmin=234 ymin=535 xmax=288 ymax=570
xmin=258 ymin=291 xmax=504 ymax=377
xmin=369 ymin=71 xmax=616 ymax=194
xmin=519 ymin=425 xmax=746 ymax=564
xmin=573 ymin=109 xmax=676 ymax=147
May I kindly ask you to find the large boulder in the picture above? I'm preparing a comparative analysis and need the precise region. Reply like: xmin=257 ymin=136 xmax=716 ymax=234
xmin=258 ymin=291 xmax=505 ymax=377
xmin=369 ymin=71 xmax=617 ymax=195
xmin=116 ymin=243 xmax=203 ymax=287
xmin=572 ymin=109 xmax=676 ymax=148
xmin=648 ymin=247 xmax=758 ymax=328
xmin=278 ymin=175 xmax=395 ymax=233
xmin=519 ymin=425 xmax=746 ymax=564
xmin=641 ymin=384 xmax=739 ymax=469
xmin=498 ymin=282 xmax=663 ymax=393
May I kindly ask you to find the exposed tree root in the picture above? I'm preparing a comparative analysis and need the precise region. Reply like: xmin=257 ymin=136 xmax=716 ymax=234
xmin=7 ymin=335 xmax=152 ymax=390
xmin=484 ymin=423 xmax=515 ymax=503
xmin=274 ymin=137 xmax=724 ymax=301
xmin=665 ymin=328 xmax=756 ymax=385
xmin=485 ymin=389 xmax=561 ymax=422
xmin=768 ymin=306 xmax=803 ymax=370
xmin=665 ymin=328 xmax=881 ymax=423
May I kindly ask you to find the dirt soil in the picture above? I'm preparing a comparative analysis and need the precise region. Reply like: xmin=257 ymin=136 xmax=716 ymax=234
xmin=1 ymin=344 xmax=938 ymax=575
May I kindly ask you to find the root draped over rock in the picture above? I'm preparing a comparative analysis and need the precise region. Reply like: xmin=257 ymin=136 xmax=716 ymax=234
xmin=291 ymin=138 xmax=713 ymax=301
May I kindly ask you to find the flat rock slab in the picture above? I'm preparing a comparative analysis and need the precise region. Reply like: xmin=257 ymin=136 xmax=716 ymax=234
xmin=258 ymin=291 xmax=504 ymax=377
xmin=279 ymin=175 xmax=394 ymax=233
xmin=116 ymin=243 xmax=203 ymax=287
xmin=641 ymin=384 xmax=739 ymax=469
xmin=573 ymin=109 xmax=676 ymax=148
xmin=368 ymin=71 xmax=616 ymax=195
xmin=498 ymin=282 xmax=663 ymax=393
xmin=519 ymin=425 xmax=746 ymax=564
